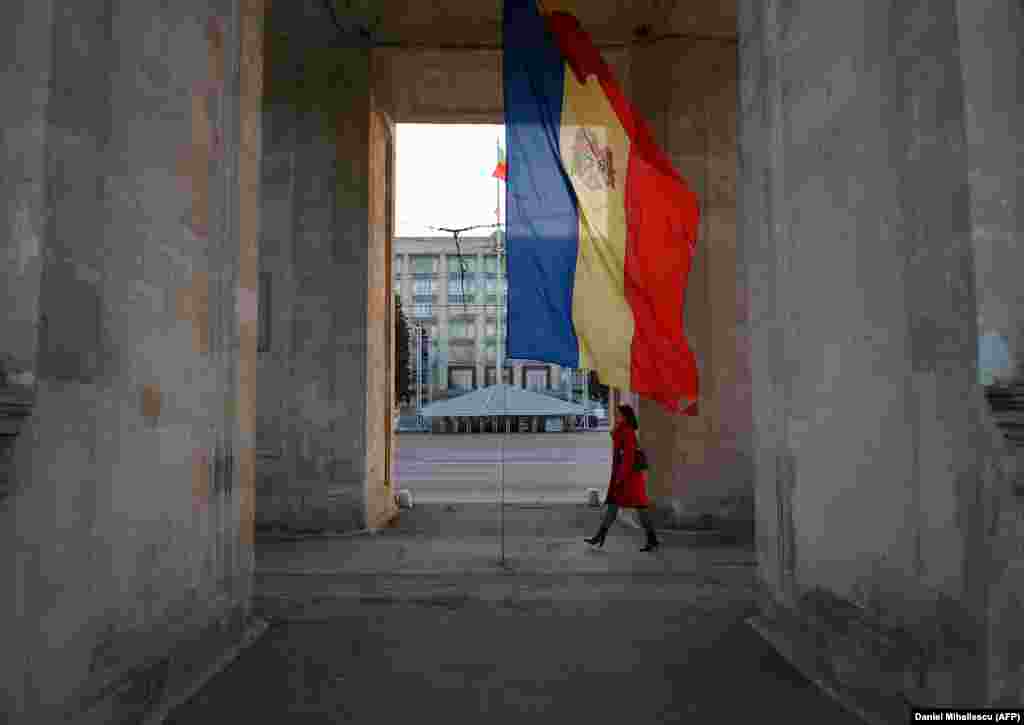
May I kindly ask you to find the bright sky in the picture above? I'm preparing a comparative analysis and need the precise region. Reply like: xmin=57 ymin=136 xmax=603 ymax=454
xmin=396 ymin=124 xmax=506 ymax=238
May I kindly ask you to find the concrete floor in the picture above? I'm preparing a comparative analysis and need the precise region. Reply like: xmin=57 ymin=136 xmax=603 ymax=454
xmin=162 ymin=505 xmax=867 ymax=724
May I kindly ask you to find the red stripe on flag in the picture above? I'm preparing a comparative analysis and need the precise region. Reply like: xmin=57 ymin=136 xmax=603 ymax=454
xmin=546 ymin=11 xmax=700 ymax=414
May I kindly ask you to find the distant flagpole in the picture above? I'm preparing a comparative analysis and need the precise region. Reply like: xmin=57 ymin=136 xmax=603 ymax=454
xmin=496 ymin=135 xmax=507 ymax=568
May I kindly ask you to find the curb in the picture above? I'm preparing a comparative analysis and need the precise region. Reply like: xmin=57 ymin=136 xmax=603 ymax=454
xmin=255 ymin=527 xmax=374 ymax=542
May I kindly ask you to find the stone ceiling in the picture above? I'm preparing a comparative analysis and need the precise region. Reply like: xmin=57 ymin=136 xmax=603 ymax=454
xmin=312 ymin=0 xmax=737 ymax=47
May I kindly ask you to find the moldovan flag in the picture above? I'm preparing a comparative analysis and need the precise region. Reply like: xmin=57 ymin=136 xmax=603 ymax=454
xmin=492 ymin=144 xmax=507 ymax=180
xmin=502 ymin=0 xmax=700 ymax=414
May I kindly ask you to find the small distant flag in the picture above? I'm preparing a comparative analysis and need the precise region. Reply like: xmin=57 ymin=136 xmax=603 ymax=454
xmin=492 ymin=143 xmax=507 ymax=180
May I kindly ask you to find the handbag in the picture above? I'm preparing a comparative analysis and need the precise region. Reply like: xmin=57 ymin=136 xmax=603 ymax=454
xmin=615 ymin=432 xmax=650 ymax=472
xmin=633 ymin=447 xmax=649 ymax=472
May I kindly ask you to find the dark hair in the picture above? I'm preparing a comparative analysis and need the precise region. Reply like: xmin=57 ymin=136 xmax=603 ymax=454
xmin=617 ymin=404 xmax=639 ymax=430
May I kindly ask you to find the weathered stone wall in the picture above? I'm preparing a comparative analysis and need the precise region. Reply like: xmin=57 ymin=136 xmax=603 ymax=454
xmin=0 ymin=1 xmax=264 ymax=722
xmin=740 ymin=0 xmax=1022 ymax=715
xmin=0 ymin=1 xmax=52 ymax=388
xmin=631 ymin=36 xmax=753 ymax=533
xmin=372 ymin=45 xmax=632 ymax=123
xmin=956 ymin=0 xmax=1024 ymax=706
xmin=366 ymin=104 xmax=397 ymax=529
xmin=255 ymin=13 xmax=397 ymax=533
xmin=958 ymin=1 xmax=1024 ymax=383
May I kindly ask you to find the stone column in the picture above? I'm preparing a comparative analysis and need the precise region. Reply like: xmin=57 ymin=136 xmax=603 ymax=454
xmin=740 ymin=0 xmax=996 ymax=713
xmin=4 ymin=2 xmax=261 ymax=720
xmin=957 ymin=0 xmax=1024 ymax=381
xmin=0 ymin=0 xmax=52 ymax=387
xmin=0 ymin=0 xmax=53 ymax=499
xmin=955 ymin=0 xmax=1024 ymax=707
xmin=630 ymin=32 xmax=747 ymax=520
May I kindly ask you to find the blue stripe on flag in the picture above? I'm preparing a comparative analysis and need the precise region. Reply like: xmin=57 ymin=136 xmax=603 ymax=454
xmin=503 ymin=0 xmax=580 ymax=368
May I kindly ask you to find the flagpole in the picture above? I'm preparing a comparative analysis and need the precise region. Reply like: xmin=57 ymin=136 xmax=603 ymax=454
xmin=497 ymin=136 xmax=506 ymax=568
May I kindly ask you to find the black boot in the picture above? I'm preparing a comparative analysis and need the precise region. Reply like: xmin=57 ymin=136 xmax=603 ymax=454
xmin=584 ymin=527 xmax=608 ymax=547
xmin=640 ymin=528 xmax=659 ymax=552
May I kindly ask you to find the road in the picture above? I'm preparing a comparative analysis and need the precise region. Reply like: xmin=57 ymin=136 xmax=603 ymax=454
xmin=393 ymin=431 xmax=613 ymax=503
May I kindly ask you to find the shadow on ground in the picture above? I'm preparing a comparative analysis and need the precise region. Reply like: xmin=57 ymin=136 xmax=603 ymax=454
xmin=162 ymin=504 xmax=863 ymax=724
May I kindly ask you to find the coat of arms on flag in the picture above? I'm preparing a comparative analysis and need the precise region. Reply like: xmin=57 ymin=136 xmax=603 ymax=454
xmin=570 ymin=128 xmax=615 ymax=191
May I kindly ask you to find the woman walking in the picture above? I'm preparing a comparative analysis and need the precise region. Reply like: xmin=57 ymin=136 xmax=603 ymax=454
xmin=584 ymin=404 xmax=660 ymax=552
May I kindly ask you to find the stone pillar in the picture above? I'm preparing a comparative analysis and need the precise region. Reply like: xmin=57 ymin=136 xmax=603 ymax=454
xmin=630 ymin=32 xmax=749 ymax=528
xmin=0 ymin=0 xmax=53 ymax=499
xmin=2 ymin=2 xmax=263 ymax=720
xmin=739 ymin=0 xmax=1000 ymax=714
xmin=0 ymin=0 xmax=52 ymax=387
xmin=954 ymin=0 xmax=1024 ymax=707
xmin=257 ymin=21 xmax=393 ymax=534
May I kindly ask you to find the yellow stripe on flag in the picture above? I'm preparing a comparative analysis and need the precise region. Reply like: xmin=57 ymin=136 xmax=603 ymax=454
xmin=559 ymin=69 xmax=634 ymax=391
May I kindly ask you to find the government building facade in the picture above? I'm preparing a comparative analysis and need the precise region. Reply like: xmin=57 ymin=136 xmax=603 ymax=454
xmin=394 ymin=234 xmax=592 ymax=403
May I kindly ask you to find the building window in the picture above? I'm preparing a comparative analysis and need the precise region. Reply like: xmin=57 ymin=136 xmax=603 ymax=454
xmin=485 ymin=366 xmax=511 ymax=386
xmin=448 ymin=276 xmax=477 ymax=297
xmin=411 ymin=255 xmax=436 ymax=274
xmin=449 ymin=319 xmax=473 ymax=339
xmin=414 ymin=277 xmax=435 ymax=296
xmin=448 ymin=256 xmax=477 ymax=275
xmin=525 ymin=368 xmax=548 ymax=391
xmin=448 ymin=343 xmax=474 ymax=364
xmin=413 ymin=302 xmax=432 ymax=318
xmin=449 ymin=367 xmax=474 ymax=391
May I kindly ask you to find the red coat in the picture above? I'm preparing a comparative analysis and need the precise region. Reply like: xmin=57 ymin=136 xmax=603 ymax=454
xmin=605 ymin=422 xmax=650 ymax=508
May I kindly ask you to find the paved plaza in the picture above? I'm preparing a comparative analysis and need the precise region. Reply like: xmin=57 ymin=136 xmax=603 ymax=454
xmin=161 ymin=504 xmax=866 ymax=724
xmin=394 ymin=431 xmax=614 ymax=503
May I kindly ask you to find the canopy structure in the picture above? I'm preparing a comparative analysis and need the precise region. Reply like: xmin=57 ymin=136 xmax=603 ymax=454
xmin=419 ymin=384 xmax=587 ymax=418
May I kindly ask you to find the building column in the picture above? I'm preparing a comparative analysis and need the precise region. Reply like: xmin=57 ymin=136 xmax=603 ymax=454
xmin=401 ymin=253 xmax=412 ymax=303
xmin=475 ymin=252 xmax=485 ymax=388
xmin=739 ymin=0 xmax=991 ymax=712
xmin=0 ymin=0 xmax=52 ymax=498
xmin=475 ymin=318 xmax=485 ymax=389
xmin=438 ymin=251 xmax=448 ymax=395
